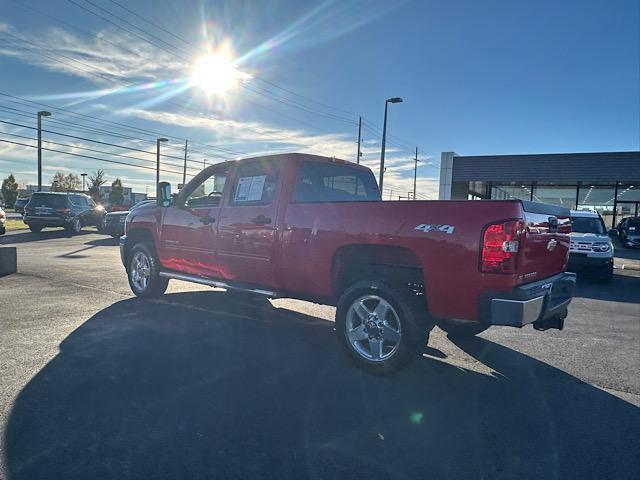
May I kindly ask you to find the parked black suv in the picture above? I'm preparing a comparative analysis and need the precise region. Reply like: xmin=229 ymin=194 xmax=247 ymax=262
xmin=617 ymin=216 xmax=640 ymax=248
xmin=13 ymin=197 xmax=29 ymax=215
xmin=24 ymin=192 xmax=105 ymax=234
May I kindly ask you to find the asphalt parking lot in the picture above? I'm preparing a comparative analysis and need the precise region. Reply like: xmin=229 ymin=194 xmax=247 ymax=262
xmin=1 ymin=229 xmax=639 ymax=479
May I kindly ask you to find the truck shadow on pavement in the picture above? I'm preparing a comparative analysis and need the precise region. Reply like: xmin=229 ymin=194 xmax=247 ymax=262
xmin=4 ymin=291 xmax=639 ymax=480
xmin=0 ymin=229 xmax=95 ymax=245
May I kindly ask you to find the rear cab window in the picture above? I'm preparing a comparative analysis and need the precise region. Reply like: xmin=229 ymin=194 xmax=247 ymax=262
xmin=294 ymin=161 xmax=381 ymax=203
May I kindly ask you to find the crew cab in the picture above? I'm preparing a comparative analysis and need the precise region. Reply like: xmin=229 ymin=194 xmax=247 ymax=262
xmin=120 ymin=153 xmax=576 ymax=372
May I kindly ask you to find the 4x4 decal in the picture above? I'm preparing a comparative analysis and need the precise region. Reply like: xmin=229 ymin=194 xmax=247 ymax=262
xmin=414 ymin=224 xmax=455 ymax=234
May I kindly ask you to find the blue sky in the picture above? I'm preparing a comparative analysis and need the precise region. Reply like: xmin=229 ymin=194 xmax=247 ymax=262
xmin=0 ymin=0 xmax=638 ymax=198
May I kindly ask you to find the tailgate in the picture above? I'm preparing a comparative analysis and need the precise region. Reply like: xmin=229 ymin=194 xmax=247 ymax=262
xmin=518 ymin=201 xmax=571 ymax=284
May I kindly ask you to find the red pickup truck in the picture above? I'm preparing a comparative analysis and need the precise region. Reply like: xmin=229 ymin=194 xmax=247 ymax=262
xmin=120 ymin=153 xmax=575 ymax=372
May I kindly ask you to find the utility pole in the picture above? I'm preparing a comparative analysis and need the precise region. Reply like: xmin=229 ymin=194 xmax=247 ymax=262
xmin=389 ymin=189 xmax=393 ymax=200
xmin=81 ymin=173 xmax=87 ymax=192
xmin=182 ymin=140 xmax=188 ymax=187
xmin=413 ymin=147 xmax=420 ymax=200
xmin=37 ymin=111 xmax=51 ymax=191
xmin=356 ymin=116 xmax=362 ymax=164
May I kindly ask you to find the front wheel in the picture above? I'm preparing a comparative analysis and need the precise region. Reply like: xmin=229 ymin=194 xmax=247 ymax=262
xmin=596 ymin=263 xmax=614 ymax=283
xmin=438 ymin=318 xmax=489 ymax=337
xmin=97 ymin=216 xmax=107 ymax=232
xmin=336 ymin=280 xmax=430 ymax=373
xmin=127 ymin=242 xmax=168 ymax=298
xmin=29 ymin=225 xmax=43 ymax=233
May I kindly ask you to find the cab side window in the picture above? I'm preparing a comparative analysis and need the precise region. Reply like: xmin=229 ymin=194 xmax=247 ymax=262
xmin=184 ymin=169 xmax=228 ymax=208
xmin=230 ymin=161 xmax=279 ymax=206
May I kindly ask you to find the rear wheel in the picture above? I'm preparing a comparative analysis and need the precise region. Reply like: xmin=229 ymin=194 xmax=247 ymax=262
xmin=127 ymin=242 xmax=168 ymax=298
xmin=65 ymin=217 xmax=82 ymax=234
xmin=438 ymin=318 xmax=489 ymax=337
xmin=336 ymin=280 xmax=430 ymax=373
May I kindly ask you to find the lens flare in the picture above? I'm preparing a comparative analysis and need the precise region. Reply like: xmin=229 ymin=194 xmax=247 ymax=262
xmin=190 ymin=52 xmax=250 ymax=96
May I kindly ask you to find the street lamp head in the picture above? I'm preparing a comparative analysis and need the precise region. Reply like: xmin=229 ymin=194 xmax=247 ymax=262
xmin=38 ymin=111 xmax=51 ymax=117
xmin=386 ymin=97 xmax=403 ymax=104
xmin=158 ymin=137 xmax=168 ymax=143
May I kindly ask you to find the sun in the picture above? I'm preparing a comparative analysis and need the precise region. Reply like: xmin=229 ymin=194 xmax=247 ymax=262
xmin=190 ymin=52 xmax=248 ymax=96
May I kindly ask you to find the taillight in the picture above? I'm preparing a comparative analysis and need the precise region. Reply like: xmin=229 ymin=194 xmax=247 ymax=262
xmin=480 ymin=220 xmax=523 ymax=274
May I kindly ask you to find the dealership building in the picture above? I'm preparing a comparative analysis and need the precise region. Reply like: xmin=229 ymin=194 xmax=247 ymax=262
xmin=439 ymin=151 xmax=640 ymax=228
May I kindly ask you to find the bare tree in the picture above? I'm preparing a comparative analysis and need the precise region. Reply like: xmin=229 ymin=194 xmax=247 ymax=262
xmin=51 ymin=172 xmax=81 ymax=192
xmin=87 ymin=169 xmax=106 ymax=201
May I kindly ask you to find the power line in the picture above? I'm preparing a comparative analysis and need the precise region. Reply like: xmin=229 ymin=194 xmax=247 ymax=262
xmin=106 ymin=0 xmax=198 ymax=49
xmin=0 ymin=119 xmax=190 ymax=165
xmin=0 ymin=137 xmax=187 ymax=176
xmin=0 ymin=130 xmax=201 ymax=174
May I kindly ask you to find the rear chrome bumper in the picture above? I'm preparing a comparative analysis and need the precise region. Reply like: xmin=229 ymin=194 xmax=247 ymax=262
xmin=485 ymin=272 xmax=576 ymax=328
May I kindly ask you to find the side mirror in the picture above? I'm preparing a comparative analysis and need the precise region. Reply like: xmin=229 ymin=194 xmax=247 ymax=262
xmin=608 ymin=228 xmax=618 ymax=237
xmin=158 ymin=182 xmax=172 ymax=207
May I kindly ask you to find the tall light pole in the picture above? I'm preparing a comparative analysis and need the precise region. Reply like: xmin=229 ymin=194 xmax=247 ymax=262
xmin=37 ymin=111 xmax=51 ymax=191
xmin=413 ymin=147 xmax=420 ymax=200
xmin=356 ymin=116 xmax=362 ymax=164
xmin=379 ymin=97 xmax=402 ymax=192
xmin=156 ymin=137 xmax=168 ymax=198
xmin=81 ymin=173 xmax=87 ymax=192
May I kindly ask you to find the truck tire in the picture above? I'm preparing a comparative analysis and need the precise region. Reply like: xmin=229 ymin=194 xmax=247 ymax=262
xmin=127 ymin=242 xmax=169 ymax=298
xmin=438 ymin=319 xmax=489 ymax=337
xmin=336 ymin=280 xmax=430 ymax=373
xmin=29 ymin=225 xmax=42 ymax=233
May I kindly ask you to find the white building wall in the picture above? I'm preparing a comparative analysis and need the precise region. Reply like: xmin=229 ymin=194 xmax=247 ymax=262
xmin=438 ymin=152 xmax=457 ymax=200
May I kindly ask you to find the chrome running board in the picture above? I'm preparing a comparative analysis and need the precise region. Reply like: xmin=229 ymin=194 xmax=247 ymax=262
xmin=159 ymin=270 xmax=277 ymax=297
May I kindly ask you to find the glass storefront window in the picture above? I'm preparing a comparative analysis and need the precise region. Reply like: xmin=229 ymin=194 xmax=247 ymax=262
xmin=491 ymin=183 xmax=532 ymax=201
xmin=616 ymin=184 xmax=640 ymax=202
xmin=532 ymin=184 xmax=577 ymax=209
xmin=577 ymin=184 xmax=616 ymax=227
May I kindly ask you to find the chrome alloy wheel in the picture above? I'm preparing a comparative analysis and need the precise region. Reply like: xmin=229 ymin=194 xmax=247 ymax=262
xmin=344 ymin=294 xmax=402 ymax=362
xmin=130 ymin=251 xmax=151 ymax=291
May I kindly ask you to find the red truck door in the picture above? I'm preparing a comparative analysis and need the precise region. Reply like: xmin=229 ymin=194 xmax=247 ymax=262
xmin=216 ymin=159 xmax=281 ymax=288
xmin=158 ymin=165 xmax=230 ymax=277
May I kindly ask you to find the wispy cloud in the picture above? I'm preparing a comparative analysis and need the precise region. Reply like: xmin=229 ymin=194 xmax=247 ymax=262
xmin=0 ymin=22 xmax=185 ymax=84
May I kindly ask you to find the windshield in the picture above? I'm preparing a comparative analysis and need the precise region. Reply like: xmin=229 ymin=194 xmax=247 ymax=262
xmin=571 ymin=216 xmax=605 ymax=234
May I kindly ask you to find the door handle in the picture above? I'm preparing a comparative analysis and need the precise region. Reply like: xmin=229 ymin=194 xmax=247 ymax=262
xmin=252 ymin=215 xmax=272 ymax=225
xmin=199 ymin=215 xmax=215 ymax=225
